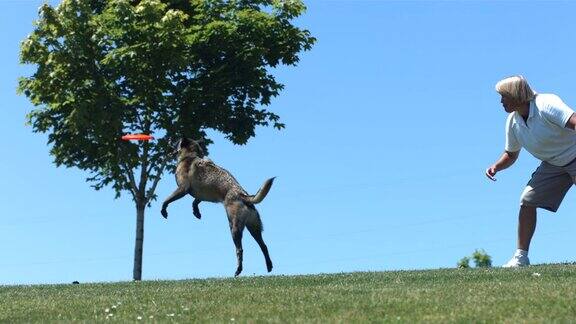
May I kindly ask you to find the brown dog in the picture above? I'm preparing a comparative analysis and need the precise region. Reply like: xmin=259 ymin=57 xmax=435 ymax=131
xmin=161 ymin=138 xmax=275 ymax=276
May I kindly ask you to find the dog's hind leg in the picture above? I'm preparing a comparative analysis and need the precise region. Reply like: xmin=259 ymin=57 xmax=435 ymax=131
xmin=226 ymin=201 xmax=245 ymax=276
xmin=230 ymin=220 xmax=245 ymax=277
xmin=247 ymin=220 xmax=273 ymax=273
xmin=192 ymin=198 xmax=202 ymax=219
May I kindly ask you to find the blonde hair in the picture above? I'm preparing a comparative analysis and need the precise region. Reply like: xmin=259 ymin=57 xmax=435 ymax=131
xmin=495 ymin=75 xmax=536 ymax=103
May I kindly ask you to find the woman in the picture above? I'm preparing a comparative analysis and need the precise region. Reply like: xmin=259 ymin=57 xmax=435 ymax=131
xmin=486 ymin=75 xmax=576 ymax=267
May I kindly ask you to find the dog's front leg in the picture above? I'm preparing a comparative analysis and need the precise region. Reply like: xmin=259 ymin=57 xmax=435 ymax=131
xmin=192 ymin=198 xmax=202 ymax=219
xmin=161 ymin=186 xmax=188 ymax=219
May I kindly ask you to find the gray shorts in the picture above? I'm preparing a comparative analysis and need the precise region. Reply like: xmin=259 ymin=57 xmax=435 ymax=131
xmin=521 ymin=158 xmax=576 ymax=212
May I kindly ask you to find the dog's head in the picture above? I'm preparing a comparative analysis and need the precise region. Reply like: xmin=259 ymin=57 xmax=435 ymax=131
xmin=176 ymin=137 xmax=205 ymax=159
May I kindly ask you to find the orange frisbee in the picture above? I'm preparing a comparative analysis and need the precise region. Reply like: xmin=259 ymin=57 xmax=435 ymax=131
xmin=121 ymin=134 xmax=154 ymax=141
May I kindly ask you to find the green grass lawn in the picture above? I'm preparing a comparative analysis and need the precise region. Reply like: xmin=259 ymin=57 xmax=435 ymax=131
xmin=1 ymin=264 xmax=576 ymax=322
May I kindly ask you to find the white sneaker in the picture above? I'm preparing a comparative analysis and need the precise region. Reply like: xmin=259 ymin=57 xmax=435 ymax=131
xmin=502 ymin=251 xmax=530 ymax=268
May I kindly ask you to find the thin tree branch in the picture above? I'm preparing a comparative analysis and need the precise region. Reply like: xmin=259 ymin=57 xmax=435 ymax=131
xmin=137 ymin=117 xmax=152 ymax=198
xmin=145 ymin=151 xmax=160 ymax=176
xmin=122 ymin=162 xmax=138 ymax=198
xmin=135 ymin=107 xmax=144 ymax=129
xmin=138 ymin=141 xmax=149 ymax=195
xmin=145 ymin=155 xmax=171 ymax=202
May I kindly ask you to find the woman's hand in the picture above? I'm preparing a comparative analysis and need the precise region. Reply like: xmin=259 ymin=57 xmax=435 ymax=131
xmin=485 ymin=165 xmax=497 ymax=181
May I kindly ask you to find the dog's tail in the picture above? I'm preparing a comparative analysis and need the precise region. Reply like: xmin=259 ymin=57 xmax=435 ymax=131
xmin=245 ymin=177 xmax=275 ymax=204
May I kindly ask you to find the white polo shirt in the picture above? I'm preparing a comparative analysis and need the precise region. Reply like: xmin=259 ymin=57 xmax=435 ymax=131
xmin=505 ymin=93 xmax=576 ymax=166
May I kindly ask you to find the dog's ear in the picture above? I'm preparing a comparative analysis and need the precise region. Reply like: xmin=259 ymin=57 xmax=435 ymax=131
xmin=192 ymin=139 xmax=205 ymax=157
xmin=178 ymin=137 xmax=191 ymax=149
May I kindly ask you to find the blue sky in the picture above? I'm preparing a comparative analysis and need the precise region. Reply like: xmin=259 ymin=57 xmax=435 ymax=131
xmin=2 ymin=0 xmax=576 ymax=285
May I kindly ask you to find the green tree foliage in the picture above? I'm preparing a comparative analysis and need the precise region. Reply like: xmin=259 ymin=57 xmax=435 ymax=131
xmin=19 ymin=0 xmax=315 ymax=280
xmin=457 ymin=256 xmax=470 ymax=269
xmin=457 ymin=250 xmax=492 ymax=269
xmin=472 ymin=249 xmax=492 ymax=268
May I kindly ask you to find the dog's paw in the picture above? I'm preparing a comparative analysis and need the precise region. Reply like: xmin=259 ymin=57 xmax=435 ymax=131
xmin=234 ymin=266 xmax=243 ymax=277
xmin=267 ymin=261 xmax=273 ymax=273
xmin=161 ymin=209 xmax=168 ymax=219
xmin=193 ymin=211 xmax=202 ymax=219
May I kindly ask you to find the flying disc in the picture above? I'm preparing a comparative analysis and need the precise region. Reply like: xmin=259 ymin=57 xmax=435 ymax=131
xmin=121 ymin=134 xmax=154 ymax=141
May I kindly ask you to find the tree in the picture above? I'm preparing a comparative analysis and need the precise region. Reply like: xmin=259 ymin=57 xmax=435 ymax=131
xmin=457 ymin=250 xmax=492 ymax=269
xmin=457 ymin=256 xmax=470 ymax=269
xmin=18 ymin=0 xmax=315 ymax=280
xmin=472 ymin=249 xmax=492 ymax=268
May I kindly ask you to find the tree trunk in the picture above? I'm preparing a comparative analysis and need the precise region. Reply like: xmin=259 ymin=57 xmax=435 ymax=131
xmin=133 ymin=201 xmax=146 ymax=281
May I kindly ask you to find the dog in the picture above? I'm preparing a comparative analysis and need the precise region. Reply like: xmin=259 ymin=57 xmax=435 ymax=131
xmin=161 ymin=137 xmax=275 ymax=276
